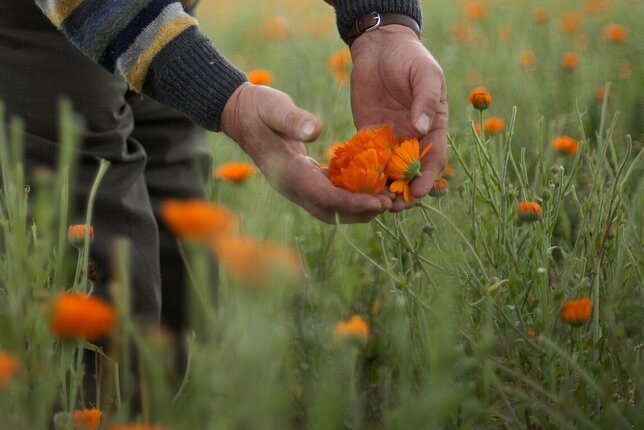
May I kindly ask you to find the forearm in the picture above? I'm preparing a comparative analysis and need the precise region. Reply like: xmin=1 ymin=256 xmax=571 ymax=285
xmin=32 ymin=0 xmax=246 ymax=131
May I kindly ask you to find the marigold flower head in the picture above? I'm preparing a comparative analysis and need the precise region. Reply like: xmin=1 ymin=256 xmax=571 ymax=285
xmin=484 ymin=117 xmax=505 ymax=134
xmin=73 ymin=408 xmax=103 ymax=430
xmin=533 ymin=7 xmax=549 ymax=23
xmin=527 ymin=330 xmax=537 ymax=339
xmin=440 ymin=165 xmax=454 ymax=179
xmin=68 ymin=225 xmax=94 ymax=248
xmin=50 ymin=293 xmax=116 ymax=341
xmin=560 ymin=52 xmax=580 ymax=70
xmin=263 ymin=15 xmax=288 ymax=39
xmin=213 ymin=162 xmax=256 ymax=183
xmin=386 ymin=139 xmax=432 ymax=202
xmin=0 ymin=351 xmax=20 ymax=389
xmin=333 ymin=315 xmax=369 ymax=341
xmin=560 ymin=11 xmax=582 ymax=33
xmin=160 ymin=199 xmax=238 ymax=241
xmin=469 ymin=86 xmax=492 ymax=110
xmin=560 ymin=298 xmax=593 ymax=326
xmin=247 ymin=69 xmax=274 ymax=86
xmin=329 ymin=125 xmax=395 ymax=195
xmin=603 ymin=24 xmax=627 ymax=43
xmin=213 ymin=236 xmax=300 ymax=285
xmin=517 ymin=201 xmax=542 ymax=222
xmin=518 ymin=50 xmax=535 ymax=67
xmin=428 ymin=178 xmax=448 ymax=198
xmin=552 ymin=135 xmax=579 ymax=155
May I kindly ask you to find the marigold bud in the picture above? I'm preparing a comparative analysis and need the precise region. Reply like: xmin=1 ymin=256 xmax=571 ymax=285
xmin=428 ymin=178 xmax=448 ymax=198
xmin=469 ymin=86 xmax=492 ymax=110
xmin=560 ymin=298 xmax=593 ymax=326
xmin=517 ymin=201 xmax=542 ymax=222
xmin=68 ymin=225 xmax=94 ymax=248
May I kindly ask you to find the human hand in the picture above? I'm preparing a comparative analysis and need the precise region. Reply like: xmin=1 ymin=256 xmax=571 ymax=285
xmin=220 ymin=83 xmax=392 ymax=223
xmin=349 ymin=24 xmax=448 ymax=211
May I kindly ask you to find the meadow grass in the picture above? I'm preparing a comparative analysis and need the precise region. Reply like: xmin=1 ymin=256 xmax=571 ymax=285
xmin=1 ymin=0 xmax=642 ymax=428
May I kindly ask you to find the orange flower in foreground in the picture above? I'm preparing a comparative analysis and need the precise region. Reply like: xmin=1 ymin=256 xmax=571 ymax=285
xmin=0 ymin=351 xmax=20 ymax=389
xmin=73 ymin=408 xmax=103 ymax=430
xmin=533 ymin=7 xmax=549 ymax=23
xmin=247 ymin=69 xmax=274 ymax=86
xmin=333 ymin=315 xmax=369 ymax=341
xmin=214 ymin=236 xmax=300 ymax=285
xmin=327 ymin=49 xmax=352 ymax=85
xmin=469 ymin=86 xmax=491 ymax=110
xmin=518 ymin=50 xmax=535 ymax=67
xmin=560 ymin=11 xmax=582 ymax=33
xmin=428 ymin=178 xmax=448 ymax=198
xmin=68 ymin=225 xmax=94 ymax=247
xmin=527 ymin=330 xmax=537 ymax=340
xmin=386 ymin=139 xmax=432 ymax=202
xmin=160 ymin=199 xmax=238 ymax=240
xmin=329 ymin=125 xmax=395 ymax=195
xmin=214 ymin=162 xmax=256 ymax=183
xmin=560 ymin=298 xmax=593 ymax=326
xmin=603 ymin=24 xmax=627 ymax=43
xmin=552 ymin=135 xmax=579 ymax=155
xmin=560 ymin=52 xmax=579 ymax=70
xmin=517 ymin=201 xmax=542 ymax=222
xmin=51 ymin=293 xmax=115 ymax=341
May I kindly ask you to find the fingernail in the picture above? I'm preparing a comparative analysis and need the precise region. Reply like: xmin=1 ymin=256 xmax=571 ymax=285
xmin=415 ymin=113 xmax=431 ymax=135
xmin=301 ymin=121 xmax=316 ymax=140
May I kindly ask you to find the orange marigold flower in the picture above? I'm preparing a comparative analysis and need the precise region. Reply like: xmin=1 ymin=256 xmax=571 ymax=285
xmin=51 ymin=293 xmax=116 ymax=341
xmin=440 ymin=165 xmax=454 ymax=179
xmin=73 ymin=408 xmax=103 ymax=430
xmin=469 ymin=86 xmax=492 ymax=110
xmin=68 ymin=225 xmax=94 ymax=248
xmin=263 ymin=15 xmax=288 ymax=39
xmin=160 ymin=199 xmax=238 ymax=241
xmin=560 ymin=52 xmax=580 ymax=70
xmin=560 ymin=298 xmax=593 ymax=326
xmin=465 ymin=1 xmax=488 ymax=21
xmin=552 ymin=135 xmax=579 ymax=155
xmin=213 ymin=236 xmax=300 ymax=285
xmin=333 ymin=315 xmax=369 ymax=341
xmin=329 ymin=125 xmax=395 ymax=195
xmin=327 ymin=49 xmax=352 ymax=85
xmin=603 ymin=24 xmax=627 ymax=43
xmin=247 ymin=69 xmax=274 ymax=86
xmin=484 ymin=117 xmax=505 ymax=134
xmin=386 ymin=139 xmax=432 ymax=202
xmin=560 ymin=11 xmax=582 ymax=33
xmin=517 ymin=201 xmax=542 ymax=222
xmin=213 ymin=162 xmax=256 ymax=183
xmin=0 ymin=351 xmax=20 ymax=389
xmin=533 ymin=7 xmax=549 ymax=23
xmin=518 ymin=50 xmax=535 ymax=67
xmin=428 ymin=178 xmax=448 ymax=198
xmin=527 ymin=330 xmax=537 ymax=339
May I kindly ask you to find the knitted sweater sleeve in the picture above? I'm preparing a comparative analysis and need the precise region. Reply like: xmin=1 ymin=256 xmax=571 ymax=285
xmin=323 ymin=0 xmax=422 ymax=44
xmin=31 ymin=0 xmax=247 ymax=131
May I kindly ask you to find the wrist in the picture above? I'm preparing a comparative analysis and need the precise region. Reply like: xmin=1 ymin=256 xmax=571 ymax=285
xmin=347 ymin=12 xmax=420 ymax=47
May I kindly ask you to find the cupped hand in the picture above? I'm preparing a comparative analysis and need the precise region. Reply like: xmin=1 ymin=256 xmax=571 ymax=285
xmin=220 ymin=83 xmax=392 ymax=223
xmin=350 ymin=24 xmax=448 ymax=211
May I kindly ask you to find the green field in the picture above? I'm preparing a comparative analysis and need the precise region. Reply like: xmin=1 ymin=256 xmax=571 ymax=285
xmin=1 ymin=0 xmax=643 ymax=428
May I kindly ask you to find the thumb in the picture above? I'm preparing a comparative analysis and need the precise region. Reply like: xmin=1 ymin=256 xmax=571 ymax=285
xmin=258 ymin=88 xmax=323 ymax=142
xmin=410 ymin=61 xmax=445 ymax=136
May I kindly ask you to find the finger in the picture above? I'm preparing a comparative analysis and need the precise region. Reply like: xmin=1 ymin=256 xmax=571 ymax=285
xmin=410 ymin=106 xmax=448 ymax=198
xmin=257 ymin=88 xmax=323 ymax=142
xmin=410 ymin=57 xmax=445 ymax=136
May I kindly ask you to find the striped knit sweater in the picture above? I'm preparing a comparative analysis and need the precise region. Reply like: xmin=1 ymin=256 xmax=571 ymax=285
xmin=32 ymin=0 xmax=421 ymax=131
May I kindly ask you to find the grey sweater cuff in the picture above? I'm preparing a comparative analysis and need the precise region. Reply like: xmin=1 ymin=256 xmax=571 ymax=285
xmin=332 ymin=0 xmax=422 ymax=44
xmin=142 ymin=26 xmax=247 ymax=132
